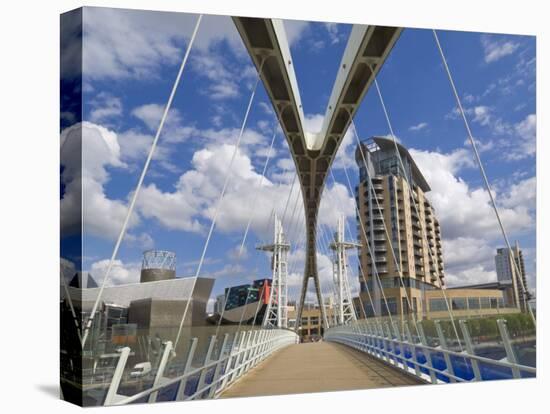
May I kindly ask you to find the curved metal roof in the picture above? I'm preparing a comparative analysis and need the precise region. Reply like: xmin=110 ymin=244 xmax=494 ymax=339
xmin=361 ymin=136 xmax=431 ymax=192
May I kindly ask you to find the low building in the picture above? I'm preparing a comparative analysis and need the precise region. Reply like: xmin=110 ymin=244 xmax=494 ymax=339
xmin=210 ymin=279 xmax=272 ymax=325
xmin=60 ymin=250 xmax=214 ymax=399
xmin=288 ymin=302 xmax=335 ymax=341
xmin=354 ymin=283 xmax=520 ymax=320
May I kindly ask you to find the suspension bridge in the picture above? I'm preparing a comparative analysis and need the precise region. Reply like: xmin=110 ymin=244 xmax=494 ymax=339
xmin=61 ymin=15 xmax=536 ymax=406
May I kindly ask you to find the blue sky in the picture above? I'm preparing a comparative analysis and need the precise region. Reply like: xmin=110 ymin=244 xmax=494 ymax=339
xmin=60 ymin=7 xmax=536 ymax=307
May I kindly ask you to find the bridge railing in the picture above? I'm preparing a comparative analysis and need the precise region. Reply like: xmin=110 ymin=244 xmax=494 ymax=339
xmin=104 ymin=328 xmax=299 ymax=405
xmin=324 ymin=317 xmax=535 ymax=384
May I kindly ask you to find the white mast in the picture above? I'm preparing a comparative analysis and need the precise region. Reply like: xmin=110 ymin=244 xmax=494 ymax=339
xmin=330 ymin=216 xmax=358 ymax=325
xmin=258 ymin=215 xmax=290 ymax=328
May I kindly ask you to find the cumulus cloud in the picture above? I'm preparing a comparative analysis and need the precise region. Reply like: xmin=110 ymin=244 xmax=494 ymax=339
xmin=90 ymin=259 xmax=142 ymax=286
xmin=60 ymin=122 xmax=157 ymax=248
xmin=409 ymin=147 xmax=535 ymax=286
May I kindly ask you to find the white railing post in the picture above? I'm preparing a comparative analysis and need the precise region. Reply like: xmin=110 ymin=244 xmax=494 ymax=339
xmin=392 ymin=321 xmax=406 ymax=372
xmin=219 ymin=331 xmax=241 ymax=391
xmin=435 ymin=320 xmax=456 ymax=383
xmin=175 ymin=337 xmax=198 ymax=400
xmin=235 ymin=331 xmax=253 ymax=379
xmin=227 ymin=331 xmax=247 ymax=385
xmin=196 ymin=335 xmax=217 ymax=397
xmin=148 ymin=341 xmax=174 ymax=403
xmin=416 ymin=321 xmax=437 ymax=384
xmin=404 ymin=321 xmax=421 ymax=377
xmin=104 ymin=346 xmax=131 ymax=406
xmin=252 ymin=330 xmax=266 ymax=366
xmin=243 ymin=331 xmax=259 ymax=373
xmin=207 ymin=333 xmax=230 ymax=399
xmin=383 ymin=322 xmax=397 ymax=366
xmin=496 ymin=319 xmax=521 ymax=379
xmin=459 ymin=320 xmax=482 ymax=381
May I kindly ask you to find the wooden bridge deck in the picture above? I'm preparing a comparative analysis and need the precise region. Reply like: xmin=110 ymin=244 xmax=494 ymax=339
xmin=220 ymin=341 xmax=423 ymax=399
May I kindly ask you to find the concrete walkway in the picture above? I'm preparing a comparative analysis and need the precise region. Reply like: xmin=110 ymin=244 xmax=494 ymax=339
xmin=220 ymin=341 xmax=423 ymax=398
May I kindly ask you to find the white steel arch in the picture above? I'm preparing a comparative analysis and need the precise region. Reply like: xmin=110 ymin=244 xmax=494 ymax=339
xmin=233 ymin=17 xmax=402 ymax=329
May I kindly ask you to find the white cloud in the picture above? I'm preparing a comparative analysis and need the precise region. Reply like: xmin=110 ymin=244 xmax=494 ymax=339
xmin=90 ymin=259 xmax=141 ymax=286
xmin=507 ymin=114 xmax=536 ymax=160
xmin=411 ymin=148 xmax=533 ymax=240
xmin=472 ymin=105 xmax=492 ymax=126
xmin=61 ymin=122 xmax=156 ymax=248
xmin=88 ymin=92 xmax=123 ymax=123
xmin=83 ymin=9 xmax=244 ymax=81
xmin=409 ymin=147 xmax=535 ymax=287
xmin=445 ymin=265 xmax=497 ymax=286
xmin=190 ymin=52 xmax=246 ymax=100
xmin=324 ymin=23 xmax=343 ymax=45
xmin=500 ymin=176 xmax=536 ymax=210
xmin=481 ymin=35 xmax=520 ymax=63
xmin=283 ymin=20 xmax=310 ymax=46
xmin=447 ymin=103 xmax=536 ymax=162
xmin=408 ymin=122 xmax=428 ymax=132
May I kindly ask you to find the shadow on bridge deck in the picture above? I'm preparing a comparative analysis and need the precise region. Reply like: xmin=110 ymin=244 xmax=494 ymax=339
xmin=220 ymin=341 xmax=424 ymax=399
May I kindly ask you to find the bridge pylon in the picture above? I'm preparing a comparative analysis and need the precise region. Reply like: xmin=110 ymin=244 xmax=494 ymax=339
xmin=257 ymin=215 xmax=290 ymax=328
xmin=329 ymin=216 xmax=359 ymax=325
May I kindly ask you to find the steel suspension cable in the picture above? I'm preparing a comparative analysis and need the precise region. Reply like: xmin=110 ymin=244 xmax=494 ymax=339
xmin=238 ymin=118 xmax=280 ymax=257
xmin=350 ymin=125 xmax=416 ymax=329
xmin=327 ymin=169 xmax=379 ymax=321
xmin=365 ymin=69 xmax=463 ymax=349
xmin=174 ymin=58 xmax=266 ymax=349
xmin=60 ymin=269 xmax=83 ymax=344
xmin=81 ymin=15 xmax=203 ymax=347
xmin=337 ymin=164 xmax=394 ymax=324
xmin=432 ymin=29 xmax=535 ymax=324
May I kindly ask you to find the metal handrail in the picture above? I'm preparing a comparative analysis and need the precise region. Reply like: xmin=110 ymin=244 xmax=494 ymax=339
xmin=324 ymin=319 xmax=535 ymax=384
xmin=104 ymin=328 xmax=298 ymax=405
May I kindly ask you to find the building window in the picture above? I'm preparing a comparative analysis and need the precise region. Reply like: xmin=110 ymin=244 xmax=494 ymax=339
xmin=301 ymin=317 xmax=309 ymax=326
xmin=490 ymin=298 xmax=499 ymax=309
xmin=451 ymin=298 xmax=467 ymax=310
xmin=363 ymin=303 xmax=375 ymax=317
xmin=468 ymin=297 xmax=480 ymax=309
xmin=480 ymin=297 xmax=491 ymax=309
xmin=310 ymin=317 xmax=319 ymax=325
xmin=381 ymin=297 xmax=397 ymax=315
xmin=429 ymin=298 xmax=447 ymax=312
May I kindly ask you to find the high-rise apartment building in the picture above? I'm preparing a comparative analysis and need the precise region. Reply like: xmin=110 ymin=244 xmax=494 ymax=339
xmin=495 ymin=242 xmax=531 ymax=311
xmin=355 ymin=137 xmax=445 ymax=318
